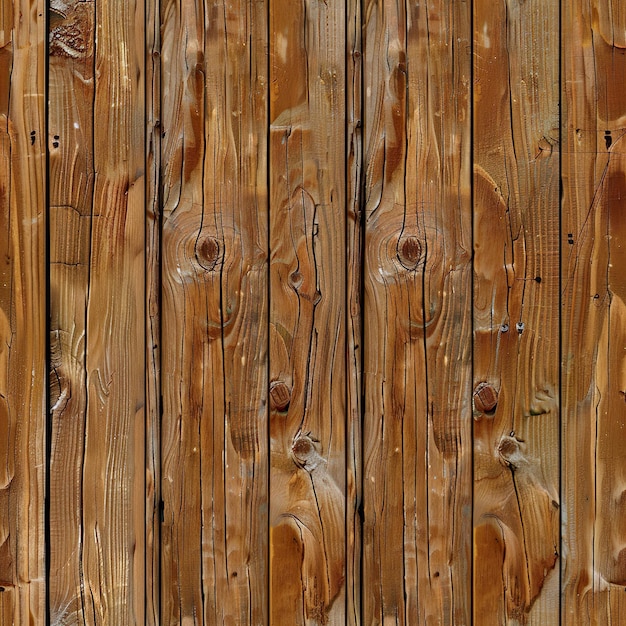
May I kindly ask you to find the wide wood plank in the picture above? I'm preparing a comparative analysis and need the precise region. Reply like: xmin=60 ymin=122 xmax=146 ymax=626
xmin=48 ymin=0 xmax=146 ymax=621
xmin=473 ymin=0 xmax=560 ymax=623
xmin=268 ymin=0 xmax=347 ymax=621
xmin=159 ymin=0 xmax=269 ymax=621
xmin=562 ymin=0 xmax=626 ymax=622
xmin=362 ymin=0 xmax=472 ymax=622
xmin=0 ymin=0 xmax=46 ymax=623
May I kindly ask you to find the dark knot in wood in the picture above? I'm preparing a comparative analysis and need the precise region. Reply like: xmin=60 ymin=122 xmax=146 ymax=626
xmin=473 ymin=382 xmax=498 ymax=414
xmin=269 ymin=381 xmax=291 ymax=411
xmin=397 ymin=235 xmax=422 ymax=270
xmin=195 ymin=236 xmax=220 ymax=271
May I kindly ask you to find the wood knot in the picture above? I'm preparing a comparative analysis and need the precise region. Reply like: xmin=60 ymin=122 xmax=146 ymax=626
xmin=269 ymin=381 xmax=291 ymax=411
xmin=397 ymin=235 xmax=422 ymax=270
xmin=289 ymin=270 xmax=303 ymax=290
xmin=473 ymin=382 xmax=498 ymax=414
xmin=291 ymin=434 xmax=321 ymax=470
xmin=195 ymin=236 xmax=220 ymax=271
xmin=497 ymin=436 xmax=524 ymax=469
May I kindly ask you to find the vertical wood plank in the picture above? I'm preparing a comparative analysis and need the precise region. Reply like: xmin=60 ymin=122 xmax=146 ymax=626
xmin=48 ymin=0 xmax=95 ymax=621
xmin=473 ymin=0 xmax=560 ymax=623
xmin=268 ymin=0 xmax=347 ymax=621
xmin=48 ymin=0 xmax=146 ymax=621
xmin=145 ymin=0 xmax=161 ymax=620
xmin=362 ymin=0 xmax=472 ymax=622
xmin=159 ymin=0 xmax=269 ymax=621
xmin=0 ymin=0 xmax=46 ymax=623
xmin=562 ymin=0 xmax=626 ymax=623
xmin=347 ymin=0 xmax=363 ymax=621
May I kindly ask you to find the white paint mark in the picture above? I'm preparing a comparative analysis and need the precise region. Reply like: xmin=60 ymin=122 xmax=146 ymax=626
xmin=482 ymin=22 xmax=491 ymax=48
xmin=276 ymin=32 xmax=288 ymax=64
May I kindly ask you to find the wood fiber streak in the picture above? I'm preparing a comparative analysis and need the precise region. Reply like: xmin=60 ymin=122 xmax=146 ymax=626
xmin=268 ymin=0 xmax=346 ymax=622
xmin=0 ymin=0 xmax=46 ymax=623
xmin=562 ymin=0 xmax=626 ymax=623
xmin=49 ymin=0 xmax=146 ymax=622
xmin=362 ymin=0 xmax=472 ymax=623
xmin=159 ymin=0 xmax=268 ymax=622
xmin=473 ymin=0 xmax=560 ymax=623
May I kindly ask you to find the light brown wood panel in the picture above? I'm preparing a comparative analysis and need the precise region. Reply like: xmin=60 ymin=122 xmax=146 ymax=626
xmin=362 ymin=0 xmax=472 ymax=622
xmin=48 ymin=0 xmax=146 ymax=622
xmin=0 ymin=0 xmax=46 ymax=623
xmin=268 ymin=0 xmax=347 ymax=621
xmin=159 ymin=0 xmax=269 ymax=621
xmin=473 ymin=0 xmax=560 ymax=623
xmin=562 ymin=0 xmax=626 ymax=622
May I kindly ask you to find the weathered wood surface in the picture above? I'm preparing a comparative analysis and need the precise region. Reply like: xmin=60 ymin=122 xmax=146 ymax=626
xmin=268 ymin=0 xmax=347 ymax=621
xmin=159 ymin=0 xmax=269 ymax=622
xmin=362 ymin=0 xmax=472 ymax=622
xmin=473 ymin=0 xmax=560 ymax=623
xmin=0 ymin=0 xmax=46 ymax=623
xmin=3 ymin=0 xmax=626 ymax=624
xmin=562 ymin=0 xmax=626 ymax=623
xmin=48 ymin=0 xmax=146 ymax=622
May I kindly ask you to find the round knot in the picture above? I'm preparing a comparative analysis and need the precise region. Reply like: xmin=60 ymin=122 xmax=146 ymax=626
xmin=397 ymin=235 xmax=422 ymax=270
xmin=269 ymin=381 xmax=291 ymax=411
xmin=195 ymin=236 xmax=220 ymax=271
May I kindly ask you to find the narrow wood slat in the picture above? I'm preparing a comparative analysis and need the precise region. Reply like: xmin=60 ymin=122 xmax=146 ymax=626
xmin=562 ymin=0 xmax=626 ymax=622
xmin=159 ymin=0 xmax=269 ymax=621
xmin=473 ymin=0 xmax=560 ymax=623
xmin=347 ymin=0 xmax=363 ymax=621
xmin=145 ymin=0 xmax=161 ymax=620
xmin=362 ymin=0 xmax=472 ymax=622
xmin=48 ymin=0 xmax=146 ymax=621
xmin=268 ymin=0 xmax=347 ymax=621
xmin=0 ymin=0 xmax=46 ymax=623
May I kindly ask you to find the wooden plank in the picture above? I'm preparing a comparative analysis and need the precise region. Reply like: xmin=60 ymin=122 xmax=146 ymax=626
xmin=145 ymin=0 xmax=161 ymax=620
xmin=473 ymin=0 xmax=560 ymax=623
xmin=362 ymin=0 xmax=472 ymax=622
xmin=347 ymin=0 xmax=362 ymax=621
xmin=0 ymin=0 xmax=46 ymax=623
xmin=159 ymin=0 xmax=269 ymax=621
xmin=268 ymin=0 xmax=346 ymax=621
xmin=562 ymin=0 xmax=626 ymax=622
xmin=48 ymin=0 xmax=146 ymax=622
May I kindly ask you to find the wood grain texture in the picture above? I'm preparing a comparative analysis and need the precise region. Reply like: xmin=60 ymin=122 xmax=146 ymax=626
xmin=159 ymin=0 xmax=269 ymax=621
xmin=362 ymin=0 xmax=472 ymax=623
xmin=473 ymin=0 xmax=560 ymax=623
xmin=562 ymin=0 xmax=626 ymax=623
xmin=0 ymin=0 xmax=46 ymax=623
xmin=48 ymin=0 xmax=146 ymax=622
xmin=268 ymin=0 xmax=346 ymax=621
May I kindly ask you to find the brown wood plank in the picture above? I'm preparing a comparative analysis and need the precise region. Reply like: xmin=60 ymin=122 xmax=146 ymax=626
xmin=145 ymin=0 xmax=161 ymax=621
xmin=0 ymin=0 xmax=46 ymax=623
xmin=362 ymin=0 xmax=472 ymax=622
xmin=159 ymin=0 xmax=269 ymax=621
xmin=268 ymin=0 xmax=347 ymax=621
xmin=347 ymin=0 xmax=362 ymax=621
xmin=473 ymin=0 xmax=560 ymax=623
xmin=48 ymin=0 xmax=95 ymax=621
xmin=562 ymin=0 xmax=626 ymax=623
xmin=48 ymin=0 xmax=146 ymax=621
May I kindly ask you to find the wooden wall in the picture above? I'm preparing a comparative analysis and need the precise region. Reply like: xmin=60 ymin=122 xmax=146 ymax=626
xmin=1 ymin=0 xmax=626 ymax=624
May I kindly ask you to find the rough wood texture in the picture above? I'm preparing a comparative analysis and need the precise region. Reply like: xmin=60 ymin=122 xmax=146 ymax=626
xmin=159 ymin=0 xmax=269 ymax=621
xmin=473 ymin=0 xmax=560 ymax=623
xmin=0 ymin=0 xmax=46 ymax=623
xmin=48 ymin=0 xmax=146 ymax=622
xmin=268 ymin=0 xmax=346 ymax=621
xmin=562 ymin=0 xmax=626 ymax=623
xmin=362 ymin=0 xmax=472 ymax=622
